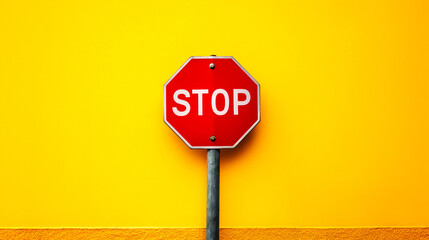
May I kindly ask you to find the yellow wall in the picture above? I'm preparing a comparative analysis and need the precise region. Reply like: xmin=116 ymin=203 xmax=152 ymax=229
xmin=0 ymin=0 xmax=428 ymax=228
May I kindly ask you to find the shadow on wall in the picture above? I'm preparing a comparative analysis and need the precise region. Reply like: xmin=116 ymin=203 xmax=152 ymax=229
xmin=175 ymin=124 xmax=262 ymax=167
xmin=221 ymin=125 xmax=261 ymax=162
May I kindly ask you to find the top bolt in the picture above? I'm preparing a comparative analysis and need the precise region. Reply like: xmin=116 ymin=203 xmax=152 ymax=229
xmin=209 ymin=63 xmax=215 ymax=69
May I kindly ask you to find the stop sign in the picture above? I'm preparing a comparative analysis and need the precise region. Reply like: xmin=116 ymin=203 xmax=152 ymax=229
xmin=164 ymin=56 xmax=260 ymax=149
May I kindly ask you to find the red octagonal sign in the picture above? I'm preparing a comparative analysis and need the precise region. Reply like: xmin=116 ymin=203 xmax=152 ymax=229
xmin=164 ymin=56 xmax=260 ymax=149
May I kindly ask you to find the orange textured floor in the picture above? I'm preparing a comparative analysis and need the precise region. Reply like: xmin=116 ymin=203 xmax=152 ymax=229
xmin=0 ymin=228 xmax=428 ymax=240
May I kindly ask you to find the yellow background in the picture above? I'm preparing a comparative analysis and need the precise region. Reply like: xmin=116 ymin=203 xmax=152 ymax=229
xmin=0 ymin=0 xmax=428 ymax=228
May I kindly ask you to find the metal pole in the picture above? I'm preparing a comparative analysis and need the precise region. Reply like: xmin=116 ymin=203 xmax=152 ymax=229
xmin=207 ymin=149 xmax=220 ymax=240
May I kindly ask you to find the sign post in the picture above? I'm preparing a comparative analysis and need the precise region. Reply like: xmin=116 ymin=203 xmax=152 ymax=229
xmin=207 ymin=149 xmax=220 ymax=240
xmin=164 ymin=56 xmax=260 ymax=240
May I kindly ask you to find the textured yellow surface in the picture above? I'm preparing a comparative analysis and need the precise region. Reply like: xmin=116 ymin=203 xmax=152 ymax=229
xmin=0 ymin=228 xmax=428 ymax=240
xmin=0 ymin=0 xmax=428 ymax=228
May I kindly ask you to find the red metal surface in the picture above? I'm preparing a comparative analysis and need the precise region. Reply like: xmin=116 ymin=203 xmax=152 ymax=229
xmin=164 ymin=57 xmax=260 ymax=149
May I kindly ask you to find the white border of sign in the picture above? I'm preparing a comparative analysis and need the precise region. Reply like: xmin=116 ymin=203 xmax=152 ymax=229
xmin=164 ymin=56 xmax=261 ymax=149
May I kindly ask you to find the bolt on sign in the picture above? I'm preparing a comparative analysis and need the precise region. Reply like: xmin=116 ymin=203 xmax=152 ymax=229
xmin=164 ymin=56 xmax=260 ymax=148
